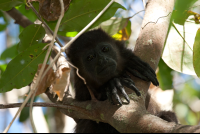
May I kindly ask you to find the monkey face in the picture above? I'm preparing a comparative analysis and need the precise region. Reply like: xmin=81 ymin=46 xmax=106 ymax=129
xmin=81 ymin=42 xmax=118 ymax=80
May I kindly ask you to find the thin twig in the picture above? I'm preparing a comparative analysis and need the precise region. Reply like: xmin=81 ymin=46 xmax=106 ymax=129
xmin=0 ymin=102 xmax=92 ymax=117
xmin=6 ymin=8 xmax=33 ymax=28
xmin=67 ymin=61 xmax=86 ymax=84
xmin=142 ymin=0 xmax=146 ymax=9
xmin=86 ymin=85 xmax=98 ymax=102
xmin=3 ymin=89 xmax=35 ymax=133
xmin=28 ymin=3 xmax=63 ymax=48
xmin=3 ymin=1 xmax=115 ymax=132
xmin=42 ymin=0 xmax=115 ymax=84
xmin=29 ymin=0 xmax=65 ymax=133
xmin=61 ymin=0 xmax=115 ymax=51
xmin=129 ymin=10 xmax=145 ymax=19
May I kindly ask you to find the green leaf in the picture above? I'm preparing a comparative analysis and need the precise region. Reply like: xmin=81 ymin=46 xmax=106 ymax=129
xmin=157 ymin=58 xmax=173 ymax=90
xmin=19 ymin=96 xmax=38 ymax=122
xmin=172 ymin=0 xmax=198 ymax=25
xmin=96 ymin=17 xmax=131 ymax=35
xmin=0 ymin=43 xmax=47 ymax=93
xmin=162 ymin=21 xmax=198 ymax=75
xmin=0 ymin=10 xmax=8 ymax=25
xmin=19 ymin=107 xmax=29 ymax=122
xmin=0 ymin=64 xmax=7 ymax=73
xmin=0 ymin=0 xmax=24 ymax=11
xmin=0 ymin=24 xmax=6 ymax=31
xmin=193 ymin=29 xmax=200 ymax=77
xmin=16 ymin=3 xmax=38 ymax=22
xmin=66 ymin=31 xmax=78 ymax=37
xmin=18 ymin=24 xmax=46 ymax=53
xmin=174 ymin=0 xmax=197 ymax=12
xmin=48 ymin=0 xmax=125 ymax=33
xmin=0 ymin=45 xmax=18 ymax=60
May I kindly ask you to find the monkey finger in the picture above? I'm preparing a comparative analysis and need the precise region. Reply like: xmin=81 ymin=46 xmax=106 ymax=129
xmin=109 ymin=80 xmax=123 ymax=105
xmin=113 ymin=78 xmax=130 ymax=104
xmin=120 ymin=78 xmax=141 ymax=96
xmin=122 ymin=71 xmax=131 ymax=79
xmin=143 ymin=71 xmax=159 ymax=86
xmin=106 ymin=87 xmax=115 ymax=105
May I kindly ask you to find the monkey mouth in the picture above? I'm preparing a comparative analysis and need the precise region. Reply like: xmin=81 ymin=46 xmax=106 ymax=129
xmin=98 ymin=64 xmax=116 ymax=74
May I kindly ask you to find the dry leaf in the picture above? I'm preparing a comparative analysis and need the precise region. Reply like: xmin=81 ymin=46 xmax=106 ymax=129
xmin=50 ymin=64 xmax=70 ymax=101
xmin=29 ymin=0 xmax=71 ymax=21
xmin=31 ymin=64 xmax=56 ymax=96
xmin=49 ymin=52 xmax=71 ymax=101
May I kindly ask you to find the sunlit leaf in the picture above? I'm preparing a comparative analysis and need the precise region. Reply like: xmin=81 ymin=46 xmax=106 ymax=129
xmin=66 ymin=31 xmax=78 ymax=37
xmin=0 ymin=0 xmax=24 ymax=11
xmin=0 ymin=43 xmax=47 ymax=93
xmin=172 ymin=0 xmax=198 ymax=25
xmin=0 ymin=64 xmax=7 ymax=73
xmin=162 ymin=20 xmax=200 ymax=75
xmin=96 ymin=17 xmax=131 ymax=36
xmin=193 ymin=29 xmax=200 ymax=77
xmin=18 ymin=24 xmax=46 ymax=53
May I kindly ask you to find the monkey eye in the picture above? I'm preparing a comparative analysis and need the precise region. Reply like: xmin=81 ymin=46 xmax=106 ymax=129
xmin=102 ymin=46 xmax=109 ymax=52
xmin=87 ymin=54 xmax=95 ymax=61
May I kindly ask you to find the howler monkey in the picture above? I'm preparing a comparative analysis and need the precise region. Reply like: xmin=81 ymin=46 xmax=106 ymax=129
xmin=66 ymin=29 xmax=178 ymax=133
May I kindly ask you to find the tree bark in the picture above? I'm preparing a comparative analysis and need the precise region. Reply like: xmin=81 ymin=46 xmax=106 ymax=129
xmin=6 ymin=8 xmax=33 ymax=28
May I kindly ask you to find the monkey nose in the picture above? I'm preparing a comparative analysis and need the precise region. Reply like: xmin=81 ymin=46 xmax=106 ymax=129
xmin=99 ymin=58 xmax=107 ymax=65
xmin=99 ymin=59 xmax=103 ymax=65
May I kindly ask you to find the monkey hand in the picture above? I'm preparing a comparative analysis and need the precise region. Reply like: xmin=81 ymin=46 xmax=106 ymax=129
xmin=105 ymin=75 xmax=141 ymax=105
xmin=126 ymin=56 xmax=159 ymax=86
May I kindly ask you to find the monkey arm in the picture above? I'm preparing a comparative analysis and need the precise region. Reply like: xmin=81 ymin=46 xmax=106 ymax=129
xmin=125 ymin=56 xmax=159 ymax=86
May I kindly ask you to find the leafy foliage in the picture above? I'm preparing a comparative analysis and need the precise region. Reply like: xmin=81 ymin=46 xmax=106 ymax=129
xmin=157 ymin=59 xmax=173 ymax=90
xmin=0 ymin=0 xmax=24 ymax=11
xmin=172 ymin=0 xmax=198 ymax=25
xmin=0 ymin=0 xmax=200 ymax=131
xmin=162 ymin=20 xmax=200 ymax=75
xmin=0 ymin=45 xmax=18 ymax=60
xmin=96 ymin=17 xmax=131 ymax=36
xmin=47 ymin=0 xmax=125 ymax=33
xmin=193 ymin=29 xmax=200 ymax=77
xmin=0 ymin=43 xmax=47 ymax=93
xmin=18 ymin=24 xmax=46 ymax=53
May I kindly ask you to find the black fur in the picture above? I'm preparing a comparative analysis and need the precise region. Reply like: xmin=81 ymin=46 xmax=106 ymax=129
xmin=66 ymin=29 xmax=177 ymax=133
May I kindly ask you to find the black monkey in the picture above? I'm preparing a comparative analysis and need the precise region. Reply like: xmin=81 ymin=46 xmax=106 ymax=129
xmin=66 ymin=29 xmax=177 ymax=133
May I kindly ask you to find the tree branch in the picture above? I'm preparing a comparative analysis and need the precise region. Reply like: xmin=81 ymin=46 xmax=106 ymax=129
xmin=132 ymin=0 xmax=175 ymax=96
xmin=4 ymin=0 xmax=200 ymax=133
xmin=6 ymin=8 xmax=33 ymax=28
